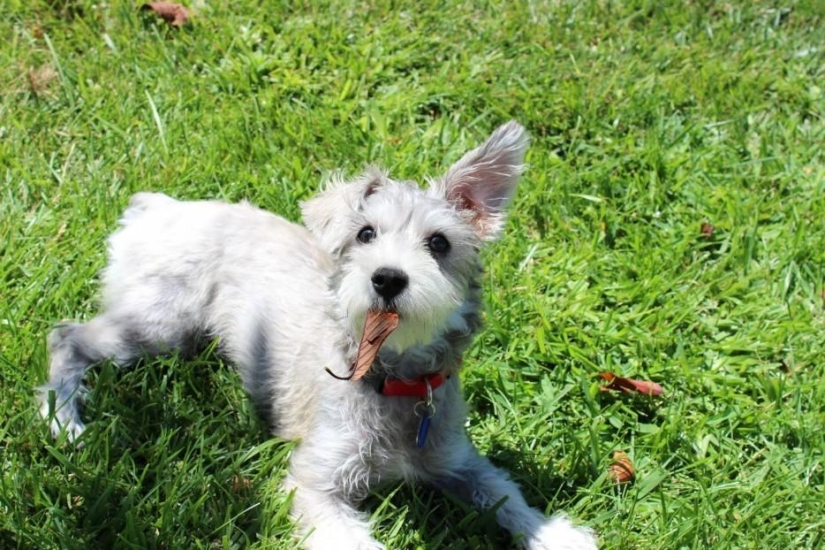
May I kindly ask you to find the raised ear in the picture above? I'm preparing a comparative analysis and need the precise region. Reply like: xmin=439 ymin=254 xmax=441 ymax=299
xmin=300 ymin=167 xmax=385 ymax=254
xmin=431 ymin=121 xmax=528 ymax=240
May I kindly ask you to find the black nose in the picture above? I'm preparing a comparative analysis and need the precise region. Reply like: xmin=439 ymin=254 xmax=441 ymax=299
xmin=371 ymin=267 xmax=408 ymax=301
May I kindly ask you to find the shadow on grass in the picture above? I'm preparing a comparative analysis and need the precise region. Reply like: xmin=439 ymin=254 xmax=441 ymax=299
xmin=22 ymin=352 xmax=594 ymax=549
xmin=362 ymin=447 xmax=593 ymax=549
xmin=27 ymin=353 xmax=276 ymax=549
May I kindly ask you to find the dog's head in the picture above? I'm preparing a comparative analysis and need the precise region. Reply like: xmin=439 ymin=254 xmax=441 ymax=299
xmin=301 ymin=121 xmax=528 ymax=351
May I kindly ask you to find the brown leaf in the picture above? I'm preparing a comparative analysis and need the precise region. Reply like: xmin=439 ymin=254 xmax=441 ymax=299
xmin=141 ymin=2 xmax=191 ymax=27
xmin=351 ymin=310 xmax=399 ymax=381
xmin=27 ymin=65 xmax=58 ymax=97
xmin=608 ymin=451 xmax=635 ymax=484
xmin=599 ymin=372 xmax=663 ymax=396
xmin=700 ymin=221 xmax=714 ymax=238
xmin=326 ymin=310 xmax=400 ymax=381
xmin=232 ymin=474 xmax=252 ymax=493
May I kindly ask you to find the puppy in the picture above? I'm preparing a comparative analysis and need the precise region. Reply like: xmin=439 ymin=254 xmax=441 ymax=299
xmin=39 ymin=121 xmax=597 ymax=550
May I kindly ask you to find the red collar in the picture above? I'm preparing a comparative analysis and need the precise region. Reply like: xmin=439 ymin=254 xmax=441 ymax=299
xmin=381 ymin=372 xmax=446 ymax=397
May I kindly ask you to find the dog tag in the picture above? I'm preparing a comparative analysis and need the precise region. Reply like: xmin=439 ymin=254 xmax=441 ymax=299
xmin=414 ymin=377 xmax=435 ymax=449
xmin=416 ymin=413 xmax=431 ymax=449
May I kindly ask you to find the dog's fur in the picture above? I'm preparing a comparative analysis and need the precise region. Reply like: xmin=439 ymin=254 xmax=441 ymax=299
xmin=39 ymin=121 xmax=597 ymax=550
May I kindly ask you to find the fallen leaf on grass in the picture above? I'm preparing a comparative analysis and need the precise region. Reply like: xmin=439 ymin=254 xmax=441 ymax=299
xmin=27 ymin=65 xmax=58 ymax=98
xmin=232 ymin=474 xmax=252 ymax=493
xmin=608 ymin=451 xmax=635 ymax=484
xmin=141 ymin=2 xmax=191 ymax=27
xmin=599 ymin=372 xmax=663 ymax=396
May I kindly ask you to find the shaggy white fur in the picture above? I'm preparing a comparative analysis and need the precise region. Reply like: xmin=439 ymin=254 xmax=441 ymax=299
xmin=39 ymin=121 xmax=597 ymax=550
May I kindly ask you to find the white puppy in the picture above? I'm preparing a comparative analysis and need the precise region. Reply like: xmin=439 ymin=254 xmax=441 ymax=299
xmin=39 ymin=121 xmax=597 ymax=550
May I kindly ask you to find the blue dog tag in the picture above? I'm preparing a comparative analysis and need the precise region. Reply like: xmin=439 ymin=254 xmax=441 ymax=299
xmin=414 ymin=378 xmax=435 ymax=449
xmin=416 ymin=413 xmax=431 ymax=448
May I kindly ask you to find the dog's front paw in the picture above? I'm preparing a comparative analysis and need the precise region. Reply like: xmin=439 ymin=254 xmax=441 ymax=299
xmin=527 ymin=515 xmax=598 ymax=550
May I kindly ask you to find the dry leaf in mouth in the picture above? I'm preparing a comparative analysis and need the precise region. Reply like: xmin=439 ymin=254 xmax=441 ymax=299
xmin=599 ymin=372 xmax=663 ymax=396
xmin=326 ymin=310 xmax=400 ymax=381
xmin=608 ymin=451 xmax=635 ymax=484
xmin=141 ymin=2 xmax=191 ymax=27
xmin=351 ymin=310 xmax=399 ymax=381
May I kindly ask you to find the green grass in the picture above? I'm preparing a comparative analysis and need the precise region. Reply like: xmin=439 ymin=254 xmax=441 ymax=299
xmin=1 ymin=0 xmax=823 ymax=548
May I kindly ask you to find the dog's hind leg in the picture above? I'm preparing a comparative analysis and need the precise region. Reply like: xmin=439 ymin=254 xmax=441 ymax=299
xmin=38 ymin=315 xmax=152 ymax=441
xmin=434 ymin=445 xmax=598 ymax=550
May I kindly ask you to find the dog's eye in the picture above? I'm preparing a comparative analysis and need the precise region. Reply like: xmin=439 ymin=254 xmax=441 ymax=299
xmin=428 ymin=234 xmax=450 ymax=254
xmin=357 ymin=226 xmax=376 ymax=244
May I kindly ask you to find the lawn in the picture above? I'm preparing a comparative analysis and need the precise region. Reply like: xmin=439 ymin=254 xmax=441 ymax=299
xmin=1 ymin=1 xmax=823 ymax=548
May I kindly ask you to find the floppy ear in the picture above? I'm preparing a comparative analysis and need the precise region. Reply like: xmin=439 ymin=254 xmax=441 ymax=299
xmin=300 ymin=167 xmax=385 ymax=254
xmin=431 ymin=121 xmax=528 ymax=240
